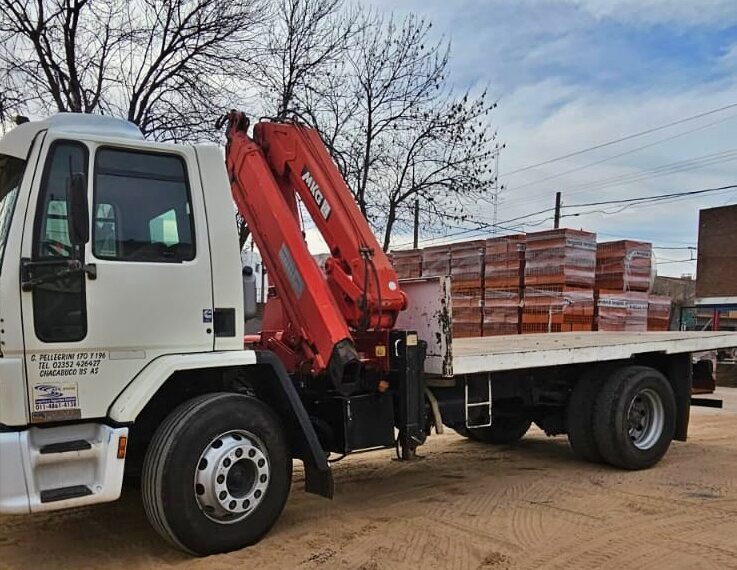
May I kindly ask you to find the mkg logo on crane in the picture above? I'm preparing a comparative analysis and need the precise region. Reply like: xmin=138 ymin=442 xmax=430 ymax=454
xmin=301 ymin=168 xmax=332 ymax=220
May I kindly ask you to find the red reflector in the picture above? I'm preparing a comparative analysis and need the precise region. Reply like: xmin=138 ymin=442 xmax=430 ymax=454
xmin=117 ymin=435 xmax=128 ymax=459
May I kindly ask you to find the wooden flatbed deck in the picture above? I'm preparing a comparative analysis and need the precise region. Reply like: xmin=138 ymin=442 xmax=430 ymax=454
xmin=451 ymin=331 xmax=737 ymax=375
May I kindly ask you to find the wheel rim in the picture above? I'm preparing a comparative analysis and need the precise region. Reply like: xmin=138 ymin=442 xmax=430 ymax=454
xmin=194 ymin=430 xmax=270 ymax=524
xmin=626 ymin=388 xmax=664 ymax=450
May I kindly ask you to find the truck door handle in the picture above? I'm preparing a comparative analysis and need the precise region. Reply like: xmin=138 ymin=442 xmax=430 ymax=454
xmin=84 ymin=263 xmax=97 ymax=280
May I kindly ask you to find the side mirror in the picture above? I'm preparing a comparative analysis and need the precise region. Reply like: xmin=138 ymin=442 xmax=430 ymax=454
xmin=242 ymin=265 xmax=258 ymax=319
xmin=67 ymin=172 xmax=89 ymax=246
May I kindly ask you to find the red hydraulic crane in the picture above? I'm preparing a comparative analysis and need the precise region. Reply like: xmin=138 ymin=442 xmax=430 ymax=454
xmin=219 ymin=111 xmax=407 ymax=394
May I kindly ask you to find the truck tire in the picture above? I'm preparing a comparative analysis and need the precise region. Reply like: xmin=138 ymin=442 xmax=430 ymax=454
xmin=566 ymin=373 xmax=606 ymax=463
xmin=593 ymin=366 xmax=676 ymax=470
xmin=467 ymin=415 xmax=532 ymax=444
xmin=142 ymin=392 xmax=292 ymax=555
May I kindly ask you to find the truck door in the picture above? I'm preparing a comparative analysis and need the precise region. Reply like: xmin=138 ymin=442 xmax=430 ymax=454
xmin=20 ymin=139 xmax=214 ymax=422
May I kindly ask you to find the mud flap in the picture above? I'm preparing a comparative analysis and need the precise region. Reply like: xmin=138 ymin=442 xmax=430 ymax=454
xmin=254 ymin=351 xmax=334 ymax=498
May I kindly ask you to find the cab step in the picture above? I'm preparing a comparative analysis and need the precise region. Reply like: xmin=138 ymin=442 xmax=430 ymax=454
xmin=40 ymin=485 xmax=92 ymax=503
xmin=39 ymin=440 xmax=91 ymax=454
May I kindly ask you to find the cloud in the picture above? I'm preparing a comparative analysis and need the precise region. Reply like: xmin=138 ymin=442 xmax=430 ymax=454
xmin=365 ymin=0 xmax=737 ymax=277
xmin=573 ymin=0 xmax=737 ymax=27
xmin=721 ymin=42 xmax=737 ymax=71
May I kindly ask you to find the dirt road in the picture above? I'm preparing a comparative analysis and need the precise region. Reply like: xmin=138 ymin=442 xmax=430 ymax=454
xmin=3 ymin=389 xmax=737 ymax=569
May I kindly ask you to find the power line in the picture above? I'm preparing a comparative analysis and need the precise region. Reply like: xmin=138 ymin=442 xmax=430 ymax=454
xmin=508 ymin=112 xmax=737 ymax=193
xmin=565 ymin=183 xmax=737 ymax=209
xmin=656 ymin=258 xmax=697 ymax=265
xmin=522 ymin=184 xmax=737 ymax=226
xmin=515 ymin=148 xmax=737 ymax=212
xmin=520 ymin=148 xmax=737 ymax=208
xmin=503 ymin=101 xmax=737 ymax=177
xmin=393 ymin=182 xmax=737 ymax=248
xmin=555 ymin=149 xmax=737 ymax=195
xmin=595 ymin=230 xmax=696 ymax=246
xmin=528 ymin=182 xmax=734 ymax=230
xmin=559 ymin=185 xmax=737 ymax=221
xmin=494 ymin=206 xmax=556 ymax=226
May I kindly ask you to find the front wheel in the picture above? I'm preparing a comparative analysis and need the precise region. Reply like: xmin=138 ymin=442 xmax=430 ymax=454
xmin=142 ymin=393 xmax=292 ymax=555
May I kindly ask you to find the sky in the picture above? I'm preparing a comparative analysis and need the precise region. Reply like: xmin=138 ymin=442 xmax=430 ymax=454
xmin=361 ymin=0 xmax=737 ymax=277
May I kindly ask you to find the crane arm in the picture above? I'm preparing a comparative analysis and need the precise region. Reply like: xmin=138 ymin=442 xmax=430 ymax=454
xmin=252 ymin=120 xmax=406 ymax=330
xmin=221 ymin=112 xmax=361 ymax=392
xmin=220 ymin=111 xmax=407 ymax=393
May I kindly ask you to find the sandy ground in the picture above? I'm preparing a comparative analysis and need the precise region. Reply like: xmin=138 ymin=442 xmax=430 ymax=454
xmin=3 ymin=389 xmax=737 ymax=569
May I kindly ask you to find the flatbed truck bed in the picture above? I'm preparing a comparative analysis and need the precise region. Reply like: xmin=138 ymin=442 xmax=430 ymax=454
xmin=417 ymin=324 xmax=737 ymax=483
xmin=451 ymin=331 xmax=737 ymax=375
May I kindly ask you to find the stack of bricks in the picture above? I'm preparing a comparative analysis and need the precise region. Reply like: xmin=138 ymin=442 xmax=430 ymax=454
xmin=420 ymin=244 xmax=479 ymax=337
xmin=483 ymin=288 xmax=521 ymax=336
xmin=449 ymin=241 xmax=485 ymax=338
xmin=389 ymin=231 xmax=670 ymax=338
xmin=451 ymin=287 xmax=484 ymax=338
xmin=595 ymin=240 xmax=653 ymax=332
xmin=389 ymin=249 xmax=422 ymax=279
xmin=522 ymin=229 xmax=597 ymax=333
xmin=647 ymin=295 xmax=672 ymax=331
xmin=483 ymin=235 xmax=525 ymax=335
xmin=596 ymin=291 xmax=649 ymax=331
xmin=420 ymin=245 xmax=451 ymax=278
xmin=596 ymin=240 xmax=653 ymax=292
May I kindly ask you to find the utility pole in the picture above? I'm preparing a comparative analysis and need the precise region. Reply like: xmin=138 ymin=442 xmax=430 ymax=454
xmin=553 ymin=191 xmax=562 ymax=229
xmin=413 ymin=199 xmax=420 ymax=249
xmin=492 ymin=142 xmax=500 ymax=234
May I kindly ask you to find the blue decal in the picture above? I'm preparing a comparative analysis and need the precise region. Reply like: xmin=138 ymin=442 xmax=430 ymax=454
xmin=34 ymin=384 xmax=64 ymax=399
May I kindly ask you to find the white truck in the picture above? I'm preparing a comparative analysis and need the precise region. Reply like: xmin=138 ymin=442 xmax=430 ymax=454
xmin=0 ymin=113 xmax=735 ymax=556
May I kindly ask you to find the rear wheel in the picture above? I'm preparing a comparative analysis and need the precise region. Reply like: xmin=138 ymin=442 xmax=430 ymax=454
xmin=142 ymin=393 xmax=292 ymax=555
xmin=465 ymin=415 xmax=532 ymax=445
xmin=593 ymin=366 xmax=676 ymax=470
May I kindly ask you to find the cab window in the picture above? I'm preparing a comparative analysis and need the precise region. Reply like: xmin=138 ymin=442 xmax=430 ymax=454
xmin=31 ymin=141 xmax=88 ymax=342
xmin=93 ymin=149 xmax=194 ymax=262
xmin=34 ymin=143 xmax=87 ymax=260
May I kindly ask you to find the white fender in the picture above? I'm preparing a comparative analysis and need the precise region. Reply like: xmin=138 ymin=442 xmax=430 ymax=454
xmin=108 ymin=350 xmax=258 ymax=423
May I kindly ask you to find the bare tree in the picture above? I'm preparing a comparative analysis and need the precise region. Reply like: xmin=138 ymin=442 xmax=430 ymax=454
xmin=376 ymin=91 xmax=498 ymax=250
xmin=254 ymin=0 xmax=357 ymax=121
xmin=0 ymin=0 xmax=125 ymax=114
xmin=0 ymin=0 xmax=266 ymax=141
xmin=302 ymin=12 xmax=499 ymax=249
xmin=117 ymin=0 xmax=266 ymax=141
xmin=345 ymin=14 xmax=450 ymax=218
xmin=0 ymin=87 xmax=23 ymax=133
xmin=0 ymin=1 xmax=499 ymax=250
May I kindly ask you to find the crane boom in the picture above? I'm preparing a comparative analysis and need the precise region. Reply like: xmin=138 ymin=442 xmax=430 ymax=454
xmin=220 ymin=111 xmax=406 ymax=393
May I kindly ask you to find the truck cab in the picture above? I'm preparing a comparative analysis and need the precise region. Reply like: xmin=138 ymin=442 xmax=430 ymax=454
xmin=0 ymin=114 xmax=254 ymax=513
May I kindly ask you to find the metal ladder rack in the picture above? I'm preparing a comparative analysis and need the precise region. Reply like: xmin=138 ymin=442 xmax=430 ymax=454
xmin=465 ymin=374 xmax=493 ymax=429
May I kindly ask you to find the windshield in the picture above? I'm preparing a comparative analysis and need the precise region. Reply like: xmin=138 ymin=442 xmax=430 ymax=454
xmin=0 ymin=154 xmax=24 ymax=272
